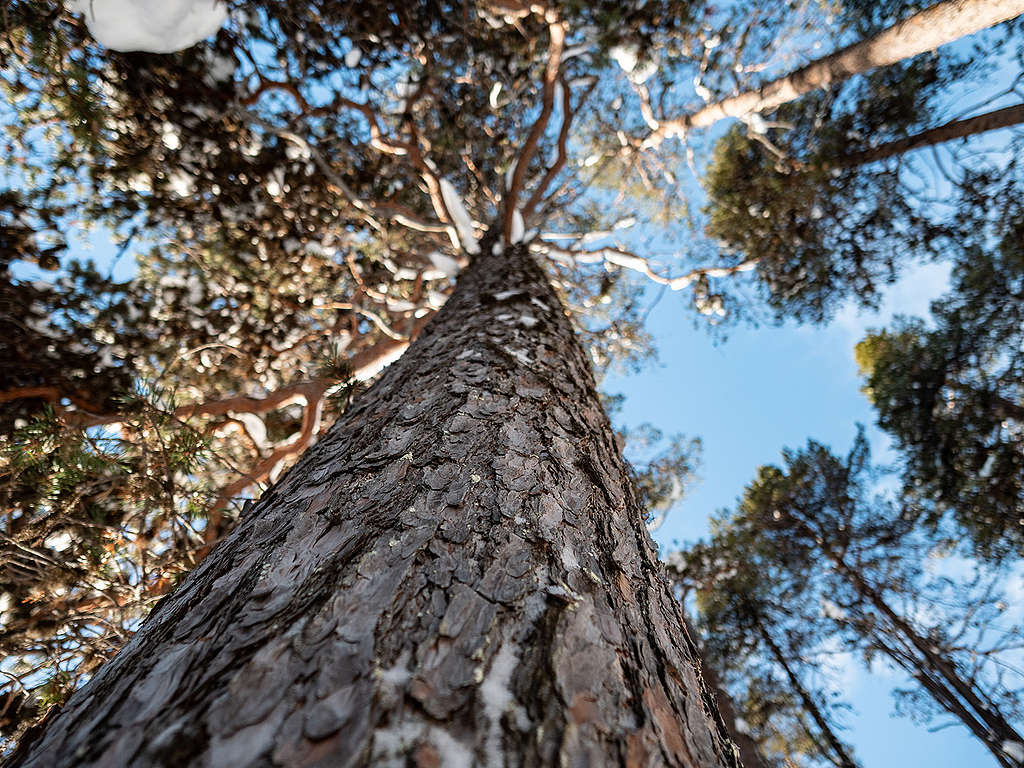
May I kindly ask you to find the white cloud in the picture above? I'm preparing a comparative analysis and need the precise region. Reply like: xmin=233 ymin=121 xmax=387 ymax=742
xmin=67 ymin=0 xmax=227 ymax=53
xmin=829 ymin=260 xmax=952 ymax=346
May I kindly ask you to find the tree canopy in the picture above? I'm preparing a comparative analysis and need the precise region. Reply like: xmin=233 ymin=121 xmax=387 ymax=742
xmin=2 ymin=0 xmax=1023 ymax=756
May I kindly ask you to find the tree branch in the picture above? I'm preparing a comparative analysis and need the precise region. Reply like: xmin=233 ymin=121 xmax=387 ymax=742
xmin=644 ymin=0 xmax=1024 ymax=145
xmin=503 ymin=18 xmax=565 ymax=240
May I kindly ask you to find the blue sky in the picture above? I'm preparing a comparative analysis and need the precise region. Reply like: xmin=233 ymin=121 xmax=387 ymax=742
xmin=605 ymin=258 xmax=1012 ymax=767
xmin=595 ymin=30 xmax=1024 ymax=767
xmin=21 ymin=158 xmax=1008 ymax=768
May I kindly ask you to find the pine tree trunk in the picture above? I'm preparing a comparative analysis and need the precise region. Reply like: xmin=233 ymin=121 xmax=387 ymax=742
xmin=755 ymin=622 xmax=858 ymax=768
xmin=648 ymin=0 xmax=1024 ymax=142
xmin=844 ymin=572 xmax=1023 ymax=768
xmin=870 ymin=633 xmax=1008 ymax=766
xmin=11 ymin=241 xmax=738 ymax=768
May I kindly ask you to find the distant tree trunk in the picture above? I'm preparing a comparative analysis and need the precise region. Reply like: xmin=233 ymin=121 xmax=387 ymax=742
xmin=648 ymin=0 xmax=1024 ymax=141
xmin=840 ymin=570 xmax=1023 ymax=768
xmin=754 ymin=620 xmax=858 ymax=768
xmin=837 ymin=102 xmax=1024 ymax=168
xmin=11 ymin=239 xmax=737 ymax=767
xmin=869 ymin=632 xmax=1008 ymax=763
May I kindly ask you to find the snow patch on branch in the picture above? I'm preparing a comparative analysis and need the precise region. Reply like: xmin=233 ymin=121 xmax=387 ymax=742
xmin=610 ymin=44 xmax=639 ymax=74
xmin=742 ymin=112 xmax=768 ymax=134
xmin=603 ymin=250 xmax=647 ymax=272
xmin=439 ymin=178 xmax=480 ymax=255
xmin=609 ymin=43 xmax=657 ymax=84
xmin=509 ymin=209 xmax=525 ymax=245
xmin=232 ymin=412 xmax=269 ymax=451
xmin=504 ymin=158 xmax=518 ymax=191
xmin=427 ymin=251 xmax=461 ymax=278
xmin=562 ymin=43 xmax=592 ymax=61
xmin=67 ymin=0 xmax=227 ymax=53
xmin=821 ymin=599 xmax=848 ymax=621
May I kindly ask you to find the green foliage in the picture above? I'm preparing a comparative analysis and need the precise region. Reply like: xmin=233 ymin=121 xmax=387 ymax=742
xmin=34 ymin=668 xmax=72 ymax=713
xmin=857 ymin=208 xmax=1024 ymax=561
xmin=2 ymin=0 xmax=1021 ymax=756
xmin=0 ymin=0 xmax=721 ymax=746
xmin=704 ymin=54 xmax=969 ymax=322
xmin=677 ymin=434 xmax=1023 ymax=764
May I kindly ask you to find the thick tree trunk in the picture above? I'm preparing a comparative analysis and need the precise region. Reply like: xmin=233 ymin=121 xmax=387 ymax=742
xmin=11 ymin=241 xmax=738 ymax=767
xmin=647 ymin=0 xmax=1024 ymax=142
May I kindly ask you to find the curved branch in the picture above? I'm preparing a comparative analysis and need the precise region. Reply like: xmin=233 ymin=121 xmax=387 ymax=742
xmin=503 ymin=18 xmax=565 ymax=240
xmin=535 ymin=241 xmax=760 ymax=290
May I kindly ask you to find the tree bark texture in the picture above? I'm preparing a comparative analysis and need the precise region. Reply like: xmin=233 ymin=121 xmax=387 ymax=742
xmin=11 ymin=242 xmax=738 ymax=767
xmin=650 ymin=0 xmax=1024 ymax=140
xmin=681 ymin=618 xmax=766 ymax=768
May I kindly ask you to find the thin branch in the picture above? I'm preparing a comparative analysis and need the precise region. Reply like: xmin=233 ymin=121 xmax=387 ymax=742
xmin=504 ymin=17 xmax=565 ymax=240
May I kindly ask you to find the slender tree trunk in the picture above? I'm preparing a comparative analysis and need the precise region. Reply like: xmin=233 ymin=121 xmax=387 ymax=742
xmin=869 ymin=633 xmax=1013 ymax=767
xmin=840 ymin=567 xmax=1023 ymax=766
xmin=755 ymin=621 xmax=858 ymax=768
xmin=647 ymin=0 xmax=1024 ymax=142
xmin=11 ymin=240 xmax=737 ymax=767
xmin=838 ymin=102 xmax=1024 ymax=168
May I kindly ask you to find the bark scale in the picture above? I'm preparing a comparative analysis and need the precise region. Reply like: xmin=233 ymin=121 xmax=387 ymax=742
xmin=683 ymin=617 xmax=767 ymax=768
xmin=11 ymin=242 xmax=738 ymax=767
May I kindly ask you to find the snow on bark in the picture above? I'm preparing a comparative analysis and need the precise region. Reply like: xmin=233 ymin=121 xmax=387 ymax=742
xmin=1002 ymin=741 xmax=1024 ymax=765
xmin=67 ymin=0 xmax=227 ymax=53
xmin=504 ymin=159 xmax=518 ymax=191
xmin=10 ymin=240 xmax=737 ymax=768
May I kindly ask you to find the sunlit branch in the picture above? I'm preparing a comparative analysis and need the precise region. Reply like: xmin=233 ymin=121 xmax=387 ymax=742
xmin=534 ymin=241 xmax=760 ymax=290
xmin=503 ymin=17 xmax=565 ymax=240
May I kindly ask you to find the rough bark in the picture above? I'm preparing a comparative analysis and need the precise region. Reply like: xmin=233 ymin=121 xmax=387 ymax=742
xmin=684 ymin=618 xmax=767 ymax=768
xmin=648 ymin=0 xmax=1024 ymax=142
xmin=11 ymin=241 xmax=738 ymax=767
